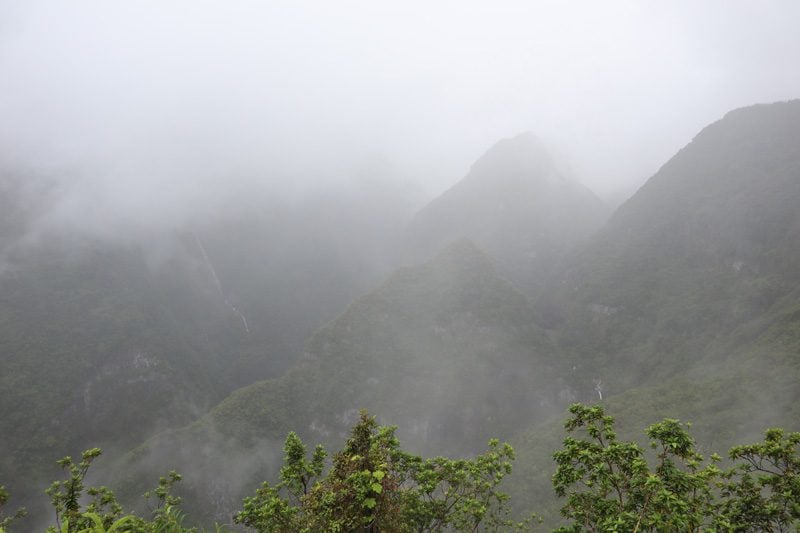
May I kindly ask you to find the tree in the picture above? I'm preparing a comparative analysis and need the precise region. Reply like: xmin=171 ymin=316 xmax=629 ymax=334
xmin=0 ymin=485 xmax=27 ymax=532
xmin=717 ymin=428 xmax=800 ymax=531
xmin=552 ymin=404 xmax=719 ymax=532
xmin=42 ymin=448 xmax=201 ymax=533
xmin=235 ymin=432 xmax=326 ymax=532
xmin=45 ymin=448 xmax=124 ymax=533
xmin=4 ymin=406 xmax=796 ymax=531
xmin=552 ymin=404 xmax=800 ymax=532
xmin=236 ymin=410 xmax=525 ymax=532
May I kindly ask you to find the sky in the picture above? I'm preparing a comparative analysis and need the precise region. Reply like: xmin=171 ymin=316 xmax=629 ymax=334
xmin=1 ymin=0 xmax=799 ymax=227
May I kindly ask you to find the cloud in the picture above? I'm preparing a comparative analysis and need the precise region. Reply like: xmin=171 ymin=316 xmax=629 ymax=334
xmin=0 ymin=0 xmax=798 ymax=230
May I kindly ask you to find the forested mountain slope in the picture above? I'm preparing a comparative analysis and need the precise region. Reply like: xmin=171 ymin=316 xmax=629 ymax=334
xmin=0 ymin=232 xmax=255 ymax=518
xmin=550 ymin=99 xmax=800 ymax=396
xmin=0 ymin=174 xmax=415 ymax=519
xmin=4 ymin=101 xmax=799 ymax=529
xmin=114 ymin=101 xmax=800 ymax=526
xmin=117 ymin=241 xmax=570 ymax=523
xmin=508 ymin=99 xmax=800 ymax=524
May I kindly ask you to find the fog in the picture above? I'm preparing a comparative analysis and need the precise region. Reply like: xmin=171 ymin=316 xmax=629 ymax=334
xmin=4 ymin=4 xmax=800 ymax=527
xmin=2 ymin=0 xmax=800 ymax=235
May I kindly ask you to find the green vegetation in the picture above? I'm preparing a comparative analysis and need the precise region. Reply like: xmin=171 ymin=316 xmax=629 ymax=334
xmin=113 ymin=241 xmax=567 ymax=524
xmin=4 ymin=101 xmax=800 ymax=529
xmin=499 ymin=100 xmax=800 ymax=524
xmin=552 ymin=404 xmax=800 ymax=531
xmin=3 ymin=405 xmax=798 ymax=531
xmin=235 ymin=411 xmax=524 ymax=532
xmin=17 ymin=448 xmax=210 ymax=533
xmin=0 ymin=485 xmax=27 ymax=532
xmin=0 ymin=242 xmax=241 ymax=513
xmin=3 ymin=411 xmax=523 ymax=532
xmin=112 ymin=100 xmax=800 ymax=524
xmin=553 ymin=405 xmax=718 ymax=531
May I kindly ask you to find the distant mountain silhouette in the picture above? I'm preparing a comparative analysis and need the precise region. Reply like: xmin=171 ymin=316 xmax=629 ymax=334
xmin=406 ymin=132 xmax=608 ymax=295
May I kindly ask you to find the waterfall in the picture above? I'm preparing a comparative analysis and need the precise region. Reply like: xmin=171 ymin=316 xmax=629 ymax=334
xmin=230 ymin=305 xmax=250 ymax=333
xmin=192 ymin=232 xmax=250 ymax=334
xmin=192 ymin=233 xmax=225 ymax=297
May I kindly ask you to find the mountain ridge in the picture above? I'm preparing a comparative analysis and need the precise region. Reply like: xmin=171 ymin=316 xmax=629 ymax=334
xmin=114 ymin=239 xmax=570 ymax=523
xmin=405 ymin=132 xmax=608 ymax=296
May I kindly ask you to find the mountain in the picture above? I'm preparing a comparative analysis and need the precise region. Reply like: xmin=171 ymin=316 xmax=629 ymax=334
xmin=508 ymin=99 xmax=800 ymax=524
xmin=0 ymin=173 xmax=415 ymax=518
xmin=551 ymin=100 xmax=800 ymax=395
xmin=405 ymin=132 xmax=608 ymax=295
xmin=5 ymin=101 xmax=800 ymax=529
xmin=189 ymin=180 xmax=416 ymax=381
xmin=116 ymin=241 xmax=570 ymax=523
xmin=0 ymin=231 xmax=255 ymax=517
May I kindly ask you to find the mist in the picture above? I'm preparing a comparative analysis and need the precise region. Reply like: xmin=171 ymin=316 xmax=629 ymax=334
xmin=3 ymin=2 xmax=800 ymax=529
xmin=2 ymin=0 xmax=800 ymax=237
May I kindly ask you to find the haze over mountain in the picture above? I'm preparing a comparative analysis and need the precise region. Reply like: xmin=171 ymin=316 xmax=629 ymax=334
xmin=406 ymin=132 xmax=608 ymax=295
xmin=508 ymin=99 xmax=800 ymax=524
xmin=554 ymin=100 xmax=800 ymax=394
xmin=2 ymin=125 xmax=600 ymax=521
xmin=101 ymin=100 xmax=800 ymax=526
xmin=115 ymin=240 xmax=569 ymax=523
xmin=3 ymin=1 xmax=800 ymax=219
xmin=0 ymin=169 xmax=419 ymax=519
xmin=2 ymin=2 xmax=800 ymax=529
xmin=17 ymin=100 xmax=770 ymax=527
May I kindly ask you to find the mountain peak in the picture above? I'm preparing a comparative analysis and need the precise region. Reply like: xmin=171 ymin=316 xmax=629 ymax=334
xmin=405 ymin=134 xmax=607 ymax=294
xmin=466 ymin=132 xmax=556 ymax=189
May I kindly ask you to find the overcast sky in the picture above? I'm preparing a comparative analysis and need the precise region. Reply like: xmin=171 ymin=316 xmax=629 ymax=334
xmin=1 ymin=0 xmax=799 ymax=226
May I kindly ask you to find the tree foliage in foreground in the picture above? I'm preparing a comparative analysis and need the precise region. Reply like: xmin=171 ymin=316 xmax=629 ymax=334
xmin=0 ymin=485 xmax=27 ymax=532
xmin=553 ymin=404 xmax=800 ymax=532
xmin=40 ymin=448 xmax=204 ymax=533
xmin=1 ymin=404 xmax=798 ymax=531
xmin=235 ymin=410 xmax=528 ymax=532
